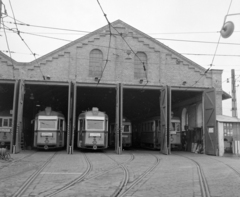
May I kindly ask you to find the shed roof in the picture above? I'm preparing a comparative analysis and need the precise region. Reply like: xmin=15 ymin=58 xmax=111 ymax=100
xmin=216 ymin=115 xmax=240 ymax=123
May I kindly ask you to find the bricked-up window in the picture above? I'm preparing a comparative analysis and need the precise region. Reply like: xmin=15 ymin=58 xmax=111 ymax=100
xmin=134 ymin=52 xmax=147 ymax=79
xmin=89 ymin=49 xmax=103 ymax=77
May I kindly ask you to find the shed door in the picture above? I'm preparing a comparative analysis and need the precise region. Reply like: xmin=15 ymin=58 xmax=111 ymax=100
xmin=160 ymin=86 xmax=170 ymax=155
xmin=204 ymin=88 xmax=217 ymax=155
xmin=115 ymin=83 xmax=119 ymax=153
xmin=11 ymin=80 xmax=19 ymax=153
xmin=13 ymin=80 xmax=25 ymax=153
xmin=71 ymin=81 xmax=77 ymax=153
xmin=115 ymin=83 xmax=123 ymax=154
xmin=67 ymin=81 xmax=73 ymax=154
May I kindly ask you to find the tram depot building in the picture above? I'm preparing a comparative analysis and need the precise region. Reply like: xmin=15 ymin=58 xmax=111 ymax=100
xmin=0 ymin=20 xmax=238 ymax=156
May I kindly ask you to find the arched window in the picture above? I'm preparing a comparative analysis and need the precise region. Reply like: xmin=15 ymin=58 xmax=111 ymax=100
xmin=134 ymin=52 xmax=147 ymax=79
xmin=89 ymin=49 xmax=103 ymax=77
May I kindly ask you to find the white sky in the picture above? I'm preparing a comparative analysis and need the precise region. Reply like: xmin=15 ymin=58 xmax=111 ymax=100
xmin=0 ymin=0 xmax=240 ymax=117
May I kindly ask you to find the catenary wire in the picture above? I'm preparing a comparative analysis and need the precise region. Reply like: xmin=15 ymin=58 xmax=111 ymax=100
xmin=184 ymin=0 xmax=233 ymax=90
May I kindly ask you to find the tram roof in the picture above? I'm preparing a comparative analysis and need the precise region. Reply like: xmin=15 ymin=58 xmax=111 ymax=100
xmin=36 ymin=110 xmax=64 ymax=118
xmin=78 ymin=110 xmax=107 ymax=118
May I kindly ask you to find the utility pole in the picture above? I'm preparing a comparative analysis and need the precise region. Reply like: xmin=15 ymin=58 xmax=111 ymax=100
xmin=231 ymin=69 xmax=238 ymax=117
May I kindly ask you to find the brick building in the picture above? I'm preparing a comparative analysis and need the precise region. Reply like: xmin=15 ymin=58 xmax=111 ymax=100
xmin=0 ymin=20 xmax=230 ymax=155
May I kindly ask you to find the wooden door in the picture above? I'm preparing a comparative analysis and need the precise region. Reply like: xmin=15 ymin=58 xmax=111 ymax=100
xmin=204 ymin=88 xmax=217 ymax=155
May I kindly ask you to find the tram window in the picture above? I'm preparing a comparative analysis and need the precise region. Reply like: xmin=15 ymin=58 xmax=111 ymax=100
xmin=39 ymin=120 xmax=56 ymax=129
xmin=176 ymin=123 xmax=180 ymax=132
xmin=80 ymin=119 xmax=83 ymax=130
xmin=124 ymin=125 xmax=130 ymax=132
xmin=9 ymin=119 xmax=12 ymax=127
xmin=0 ymin=118 xmax=2 ymax=127
xmin=87 ymin=119 xmax=104 ymax=130
xmin=59 ymin=119 xmax=64 ymax=131
xmin=151 ymin=122 xmax=155 ymax=131
xmin=106 ymin=120 xmax=108 ymax=131
xmin=3 ymin=119 xmax=8 ymax=127
xmin=34 ymin=120 xmax=37 ymax=130
xmin=155 ymin=120 xmax=158 ymax=131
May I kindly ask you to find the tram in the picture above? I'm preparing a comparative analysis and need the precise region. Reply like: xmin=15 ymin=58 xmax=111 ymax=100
xmin=77 ymin=107 xmax=108 ymax=150
xmin=33 ymin=107 xmax=66 ymax=150
xmin=109 ymin=117 xmax=132 ymax=148
xmin=137 ymin=116 xmax=181 ymax=150
xmin=0 ymin=110 xmax=12 ymax=149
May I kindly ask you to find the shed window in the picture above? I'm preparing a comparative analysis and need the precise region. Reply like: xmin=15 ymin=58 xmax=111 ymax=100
xmin=224 ymin=123 xmax=233 ymax=136
xmin=89 ymin=49 xmax=103 ymax=77
xmin=134 ymin=52 xmax=147 ymax=79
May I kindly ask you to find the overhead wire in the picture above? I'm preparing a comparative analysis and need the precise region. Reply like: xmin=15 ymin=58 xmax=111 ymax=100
xmin=184 ymin=0 xmax=233 ymax=90
xmin=97 ymin=23 xmax=112 ymax=84
xmin=5 ymin=18 xmax=240 ymax=36
xmin=5 ymin=1 xmax=45 ymax=80
xmin=96 ymin=0 xmax=148 ymax=85
xmin=1 ymin=18 xmax=15 ymax=78
xmin=1 ymin=2 xmax=239 ymax=84
xmin=6 ymin=16 xmax=90 ymax=34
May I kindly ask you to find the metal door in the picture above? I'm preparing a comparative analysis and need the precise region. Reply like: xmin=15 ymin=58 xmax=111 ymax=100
xmin=11 ymin=80 xmax=19 ymax=153
xmin=160 ymin=86 xmax=170 ymax=155
xmin=67 ymin=81 xmax=73 ymax=154
xmin=168 ymin=86 xmax=172 ymax=154
xmin=115 ymin=83 xmax=123 ymax=154
xmin=13 ymin=80 xmax=25 ymax=153
xmin=119 ymin=83 xmax=123 ymax=153
xmin=71 ymin=81 xmax=77 ymax=154
xmin=204 ymin=88 xmax=217 ymax=155
xmin=115 ymin=83 xmax=119 ymax=153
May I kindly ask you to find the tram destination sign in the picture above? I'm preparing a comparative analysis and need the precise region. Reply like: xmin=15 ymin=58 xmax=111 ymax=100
xmin=0 ymin=128 xmax=11 ymax=132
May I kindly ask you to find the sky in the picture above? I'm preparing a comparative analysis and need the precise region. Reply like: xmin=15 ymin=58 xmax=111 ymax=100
xmin=0 ymin=0 xmax=240 ymax=117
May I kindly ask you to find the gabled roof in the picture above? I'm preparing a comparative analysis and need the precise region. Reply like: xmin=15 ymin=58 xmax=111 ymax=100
xmin=29 ymin=20 xmax=206 ymax=73
xmin=0 ymin=51 xmax=18 ymax=65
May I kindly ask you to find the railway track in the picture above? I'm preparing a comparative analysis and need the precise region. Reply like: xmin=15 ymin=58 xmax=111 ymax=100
xmin=12 ymin=152 xmax=57 ymax=197
xmin=174 ymin=153 xmax=211 ymax=197
xmin=116 ymin=153 xmax=161 ymax=197
xmin=104 ymin=152 xmax=161 ymax=197
xmin=44 ymin=153 xmax=92 ymax=197
xmin=209 ymin=156 xmax=240 ymax=176
xmin=106 ymin=153 xmax=133 ymax=197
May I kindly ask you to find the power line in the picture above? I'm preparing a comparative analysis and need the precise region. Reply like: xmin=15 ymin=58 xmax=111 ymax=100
xmin=96 ymin=0 xmax=148 ymax=84
xmin=5 ymin=19 xmax=240 ymax=36
xmin=3 ymin=5 xmax=45 ymax=80
xmin=1 ymin=19 xmax=14 ymax=78
xmin=184 ymin=0 xmax=233 ymax=90
xmin=5 ymin=17 xmax=91 ymax=34
xmin=0 ymin=49 xmax=39 ymax=55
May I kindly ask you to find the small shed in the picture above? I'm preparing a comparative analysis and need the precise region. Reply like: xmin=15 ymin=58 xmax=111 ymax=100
xmin=217 ymin=115 xmax=240 ymax=156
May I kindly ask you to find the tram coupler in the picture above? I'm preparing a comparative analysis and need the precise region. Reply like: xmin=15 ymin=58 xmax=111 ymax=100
xmin=93 ymin=145 xmax=97 ymax=150
xmin=44 ymin=145 xmax=48 ymax=150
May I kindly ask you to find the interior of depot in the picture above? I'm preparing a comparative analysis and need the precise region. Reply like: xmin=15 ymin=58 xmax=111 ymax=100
xmin=0 ymin=81 xmax=213 ymax=153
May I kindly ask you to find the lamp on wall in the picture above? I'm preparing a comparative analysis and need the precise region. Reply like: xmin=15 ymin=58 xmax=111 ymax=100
xmin=95 ymin=77 xmax=99 ymax=82
xmin=182 ymin=81 xmax=187 ymax=85
xmin=44 ymin=75 xmax=51 ymax=80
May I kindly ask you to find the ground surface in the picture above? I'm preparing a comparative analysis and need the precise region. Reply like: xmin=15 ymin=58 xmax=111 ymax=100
xmin=0 ymin=149 xmax=240 ymax=197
